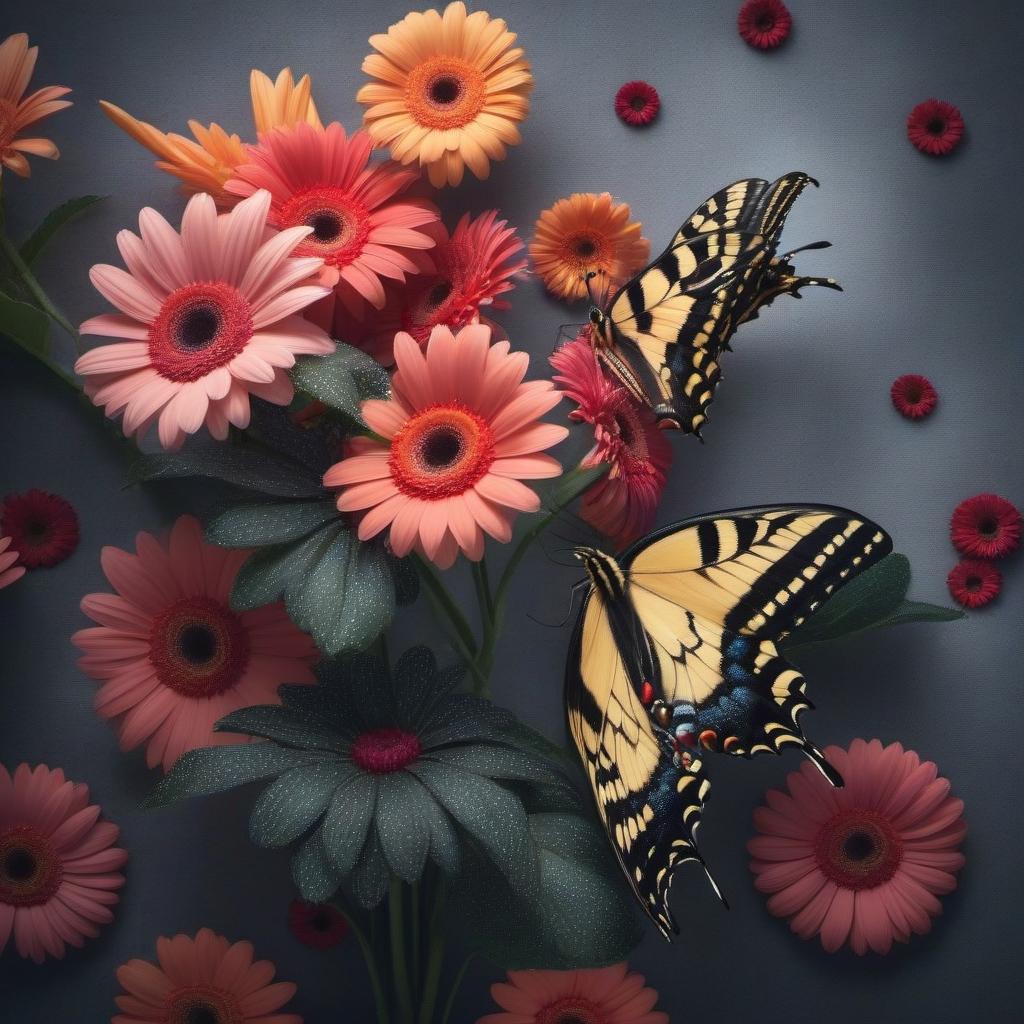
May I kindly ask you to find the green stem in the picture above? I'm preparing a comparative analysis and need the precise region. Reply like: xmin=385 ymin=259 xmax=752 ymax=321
xmin=410 ymin=880 xmax=421 ymax=1004
xmin=389 ymin=877 xmax=415 ymax=1024
xmin=335 ymin=905 xmax=390 ymax=1024
xmin=2 ymin=333 xmax=80 ymax=389
xmin=439 ymin=954 xmax=473 ymax=1024
xmin=417 ymin=881 xmax=446 ymax=1024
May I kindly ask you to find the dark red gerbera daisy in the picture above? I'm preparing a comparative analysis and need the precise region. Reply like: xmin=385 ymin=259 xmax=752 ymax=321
xmin=890 ymin=374 xmax=938 ymax=419
xmin=738 ymin=0 xmax=792 ymax=49
xmin=614 ymin=81 xmax=661 ymax=127
xmin=906 ymin=99 xmax=964 ymax=156
xmin=0 ymin=489 xmax=79 ymax=568
xmin=288 ymin=899 xmax=349 ymax=949
xmin=947 ymin=559 xmax=1001 ymax=608
xmin=950 ymin=493 xmax=1021 ymax=559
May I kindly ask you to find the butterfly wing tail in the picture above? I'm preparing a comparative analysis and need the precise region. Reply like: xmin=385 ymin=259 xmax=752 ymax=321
xmin=801 ymin=740 xmax=845 ymax=788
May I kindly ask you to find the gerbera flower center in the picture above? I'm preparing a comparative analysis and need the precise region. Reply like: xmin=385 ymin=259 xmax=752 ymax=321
xmin=148 ymin=596 xmax=251 ymax=698
xmin=148 ymin=282 xmax=254 ymax=384
xmin=814 ymin=808 xmax=903 ymax=890
xmin=405 ymin=57 xmax=487 ymax=130
xmin=350 ymin=727 xmax=422 ymax=773
xmin=278 ymin=186 xmax=371 ymax=269
xmin=166 ymin=986 xmax=240 ymax=1024
xmin=536 ymin=997 xmax=601 ymax=1024
xmin=927 ymin=117 xmax=947 ymax=135
xmin=389 ymin=403 xmax=496 ymax=499
xmin=978 ymin=517 xmax=998 ymax=538
xmin=561 ymin=232 xmax=610 ymax=275
xmin=0 ymin=825 xmax=62 ymax=907
xmin=401 ymin=278 xmax=459 ymax=345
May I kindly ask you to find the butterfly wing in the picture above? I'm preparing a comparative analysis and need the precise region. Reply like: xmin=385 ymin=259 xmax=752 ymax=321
xmin=566 ymin=586 xmax=715 ymax=939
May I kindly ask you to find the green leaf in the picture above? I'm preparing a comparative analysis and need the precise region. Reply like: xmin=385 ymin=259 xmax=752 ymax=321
xmin=205 ymin=498 xmax=338 ymax=548
xmin=0 ymin=289 xmax=50 ymax=357
xmin=145 ymin=743 xmax=320 ymax=808
xmin=390 ymin=554 xmax=419 ymax=607
xmin=292 ymin=342 xmax=389 ymax=425
xmin=20 ymin=195 xmax=105 ymax=266
xmin=544 ymin=461 xmax=609 ymax=512
xmin=876 ymin=599 xmax=965 ymax=627
xmin=448 ymin=811 xmax=642 ymax=970
xmin=249 ymin=761 xmax=353 ymax=848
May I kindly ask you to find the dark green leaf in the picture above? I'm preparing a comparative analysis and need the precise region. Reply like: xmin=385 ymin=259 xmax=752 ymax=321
xmin=248 ymin=400 xmax=332 ymax=473
xmin=390 ymin=554 xmax=420 ymax=606
xmin=544 ymin=461 xmax=609 ymax=513
xmin=0 ymin=289 xmax=50 ymax=357
xmin=320 ymin=773 xmax=378 ymax=875
xmin=292 ymin=342 xmax=389 ymax=425
xmin=20 ymin=195 xmax=105 ymax=266
xmin=145 ymin=743 xmax=322 ymax=808
xmin=501 ymin=719 xmax=583 ymax=778
xmin=292 ymin=831 xmax=342 ymax=903
xmin=206 ymin=498 xmax=338 ymax=548
xmin=215 ymin=704 xmax=348 ymax=750
xmin=876 ymin=599 xmax=965 ymax=627
xmin=249 ymin=762 xmax=353 ymax=848
xmin=374 ymin=773 xmax=431 ymax=883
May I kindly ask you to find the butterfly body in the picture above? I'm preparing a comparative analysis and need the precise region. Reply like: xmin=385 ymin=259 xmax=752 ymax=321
xmin=565 ymin=505 xmax=892 ymax=938
xmin=588 ymin=173 xmax=841 ymax=436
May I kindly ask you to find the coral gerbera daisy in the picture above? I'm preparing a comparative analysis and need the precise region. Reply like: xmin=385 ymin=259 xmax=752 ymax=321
xmin=75 ymin=189 xmax=334 ymax=450
xmin=551 ymin=332 xmax=671 ymax=546
xmin=324 ymin=324 xmax=567 ymax=569
xmin=72 ymin=515 xmax=319 ymax=773
xmin=478 ymin=962 xmax=669 ymax=1024
xmin=288 ymin=900 xmax=349 ymax=950
xmin=615 ymin=81 xmax=661 ymax=127
xmin=890 ymin=373 xmax=937 ymax=420
xmin=101 ymin=66 xmax=322 ymax=204
xmin=225 ymin=122 xmax=439 ymax=316
xmin=0 ymin=489 xmax=79 ymax=568
xmin=0 ymin=535 xmax=25 ymax=590
xmin=947 ymin=558 xmax=1001 ymax=609
xmin=530 ymin=193 xmax=650 ymax=302
xmin=748 ymin=738 xmax=966 ymax=955
xmin=358 ymin=1 xmax=533 ymax=188
xmin=906 ymin=99 xmax=965 ymax=156
xmin=113 ymin=927 xmax=301 ymax=1024
xmin=0 ymin=763 xmax=127 ymax=963
xmin=737 ymin=0 xmax=793 ymax=50
xmin=949 ymin=493 xmax=1021 ymax=559
xmin=359 ymin=210 xmax=527 ymax=363
xmin=0 ymin=33 xmax=72 ymax=178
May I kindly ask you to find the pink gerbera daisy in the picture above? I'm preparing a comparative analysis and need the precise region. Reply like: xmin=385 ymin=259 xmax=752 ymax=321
xmin=75 ymin=189 xmax=334 ymax=450
xmin=0 ymin=535 xmax=26 ymax=589
xmin=324 ymin=324 xmax=568 ymax=569
xmin=0 ymin=33 xmax=72 ymax=178
xmin=72 ymin=515 xmax=318 ymax=773
xmin=551 ymin=332 xmax=671 ymax=546
xmin=224 ymin=121 xmax=439 ymax=316
xmin=478 ymin=962 xmax=668 ymax=1024
xmin=0 ymin=763 xmax=127 ymax=963
xmin=113 ymin=927 xmax=301 ymax=1024
xmin=748 ymin=738 xmax=966 ymax=955
xmin=356 ymin=210 xmax=526 ymax=364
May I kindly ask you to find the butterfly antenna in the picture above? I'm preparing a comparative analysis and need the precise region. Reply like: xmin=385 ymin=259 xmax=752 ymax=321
xmin=526 ymin=578 xmax=589 ymax=628
xmin=780 ymin=239 xmax=832 ymax=260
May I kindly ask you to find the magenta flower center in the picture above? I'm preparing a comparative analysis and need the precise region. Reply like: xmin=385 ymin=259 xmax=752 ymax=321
xmin=149 ymin=596 xmax=251 ymax=698
xmin=279 ymin=186 xmax=371 ymax=269
xmin=814 ymin=808 xmax=902 ymax=890
xmin=0 ymin=825 xmax=62 ymax=907
xmin=350 ymin=728 xmax=422 ymax=774
xmin=166 ymin=986 xmax=239 ymax=1024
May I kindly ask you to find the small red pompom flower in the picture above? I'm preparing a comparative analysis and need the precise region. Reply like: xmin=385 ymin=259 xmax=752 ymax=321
xmin=738 ymin=0 xmax=792 ymax=50
xmin=947 ymin=559 xmax=1001 ymax=608
xmin=288 ymin=899 xmax=349 ymax=949
xmin=950 ymin=493 xmax=1021 ymax=559
xmin=0 ymin=489 xmax=79 ymax=568
xmin=890 ymin=374 xmax=938 ymax=419
xmin=907 ymin=99 xmax=964 ymax=156
xmin=615 ymin=81 xmax=661 ymax=127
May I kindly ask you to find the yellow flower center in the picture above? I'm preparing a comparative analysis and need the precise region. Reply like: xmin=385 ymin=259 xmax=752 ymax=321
xmin=404 ymin=57 xmax=487 ymax=130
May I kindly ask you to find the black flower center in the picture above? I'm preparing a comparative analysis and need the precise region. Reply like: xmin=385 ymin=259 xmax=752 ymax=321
xmin=430 ymin=75 xmax=461 ymax=105
xmin=312 ymin=910 xmax=332 ymax=931
xmin=422 ymin=426 xmax=463 ymax=468
xmin=183 ymin=1005 xmax=220 ymax=1024
xmin=630 ymin=95 xmax=647 ymax=111
xmin=178 ymin=624 xmax=218 ymax=665
xmin=309 ymin=211 xmax=343 ymax=243
xmin=575 ymin=238 xmax=598 ymax=259
xmin=177 ymin=304 xmax=221 ymax=350
xmin=842 ymin=830 xmax=877 ymax=862
xmin=557 ymin=1017 xmax=587 ymax=1024
xmin=757 ymin=14 xmax=775 ymax=30
xmin=3 ymin=846 xmax=36 ymax=882
xmin=927 ymin=117 xmax=946 ymax=135
xmin=978 ymin=517 xmax=998 ymax=537
xmin=22 ymin=517 xmax=50 ymax=543
xmin=428 ymin=280 xmax=453 ymax=308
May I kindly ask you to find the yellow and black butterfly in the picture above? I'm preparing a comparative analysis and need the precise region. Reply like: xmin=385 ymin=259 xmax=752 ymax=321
xmin=565 ymin=505 xmax=891 ymax=938
xmin=587 ymin=172 xmax=841 ymax=437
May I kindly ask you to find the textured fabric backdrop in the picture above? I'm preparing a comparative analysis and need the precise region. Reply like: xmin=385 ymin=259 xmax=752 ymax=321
xmin=1 ymin=0 xmax=1021 ymax=1020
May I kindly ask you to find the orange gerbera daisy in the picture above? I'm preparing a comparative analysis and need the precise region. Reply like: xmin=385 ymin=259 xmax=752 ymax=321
xmin=530 ymin=193 xmax=650 ymax=302
xmin=358 ymin=1 xmax=533 ymax=188
xmin=100 ymin=67 xmax=321 ymax=204
xmin=0 ymin=33 xmax=72 ymax=178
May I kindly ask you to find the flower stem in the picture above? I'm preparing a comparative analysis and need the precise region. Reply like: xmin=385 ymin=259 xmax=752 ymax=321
xmin=389 ymin=877 xmax=415 ymax=1024
xmin=335 ymin=904 xmax=390 ymax=1024
xmin=439 ymin=954 xmax=473 ymax=1024
xmin=417 ymin=881 xmax=446 ymax=1024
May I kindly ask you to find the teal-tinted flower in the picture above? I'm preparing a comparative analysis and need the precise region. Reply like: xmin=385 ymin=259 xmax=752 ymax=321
xmin=149 ymin=646 xmax=568 ymax=907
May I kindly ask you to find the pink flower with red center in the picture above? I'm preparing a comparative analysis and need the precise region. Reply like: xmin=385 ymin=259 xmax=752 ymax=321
xmin=614 ymin=81 xmax=661 ymax=128
xmin=224 ymin=121 xmax=440 ymax=316
xmin=0 ymin=535 xmax=25 ymax=590
xmin=72 ymin=515 xmax=319 ymax=773
xmin=737 ymin=0 xmax=792 ymax=50
xmin=947 ymin=558 xmax=1001 ymax=609
xmin=478 ymin=962 xmax=668 ymax=1024
xmin=0 ymin=763 xmax=127 ymax=963
xmin=906 ymin=99 xmax=965 ymax=156
xmin=324 ymin=324 xmax=568 ymax=569
xmin=551 ymin=332 xmax=671 ymax=546
xmin=949 ymin=493 xmax=1021 ymax=559
xmin=748 ymin=738 xmax=966 ymax=955
xmin=0 ymin=489 xmax=79 ymax=568
xmin=113 ymin=927 xmax=301 ymax=1024
xmin=287 ymin=900 xmax=349 ymax=950
xmin=75 ymin=189 xmax=334 ymax=450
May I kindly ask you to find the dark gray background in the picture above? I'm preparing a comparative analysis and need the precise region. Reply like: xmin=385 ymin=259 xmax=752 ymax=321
xmin=2 ymin=1 xmax=1022 ymax=1020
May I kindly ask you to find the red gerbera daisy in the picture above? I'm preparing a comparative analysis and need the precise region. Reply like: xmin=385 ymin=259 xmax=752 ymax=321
xmin=738 ymin=0 xmax=792 ymax=50
xmin=906 ymin=99 xmax=964 ymax=156
xmin=890 ymin=374 xmax=938 ymax=420
xmin=947 ymin=559 xmax=1001 ymax=609
xmin=288 ymin=900 xmax=349 ymax=949
xmin=614 ymin=81 xmax=660 ymax=128
xmin=949 ymin=493 xmax=1021 ymax=559
xmin=0 ymin=489 xmax=79 ymax=568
